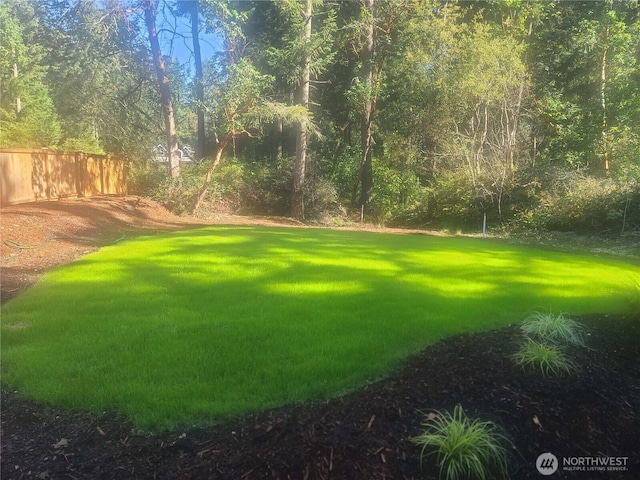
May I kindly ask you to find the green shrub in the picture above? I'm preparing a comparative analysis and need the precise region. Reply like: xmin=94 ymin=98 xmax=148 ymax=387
xmin=425 ymin=171 xmax=479 ymax=228
xmin=512 ymin=341 xmax=576 ymax=376
xmin=370 ymin=159 xmax=425 ymax=223
xmin=329 ymin=141 xmax=424 ymax=224
xmin=127 ymin=161 xmax=166 ymax=197
xmin=129 ymin=159 xmax=248 ymax=216
xmin=329 ymin=145 xmax=361 ymax=203
xmin=392 ymin=169 xmax=522 ymax=232
xmin=239 ymin=156 xmax=346 ymax=222
xmin=304 ymin=174 xmax=345 ymax=223
xmin=128 ymin=162 xmax=209 ymax=215
xmin=512 ymin=172 xmax=640 ymax=233
xmin=520 ymin=313 xmax=587 ymax=347
xmin=241 ymin=157 xmax=293 ymax=216
xmin=60 ymin=133 xmax=105 ymax=154
xmin=412 ymin=405 xmax=511 ymax=480
xmin=156 ymin=163 xmax=210 ymax=215
xmin=206 ymin=159 xmax=246 ymax=212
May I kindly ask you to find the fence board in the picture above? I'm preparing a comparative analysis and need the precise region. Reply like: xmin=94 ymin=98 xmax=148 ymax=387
xmin=0 ymin=149 xmax=127 ymax=206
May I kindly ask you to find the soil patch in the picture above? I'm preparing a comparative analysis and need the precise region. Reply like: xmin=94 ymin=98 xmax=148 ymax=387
xmin=1 ymin=195 xmax=440 ymax=304
xmin=1 ymin=196 xmax=639 ymax=479
xmin=0 ymin=196 xmax=308 ymax=304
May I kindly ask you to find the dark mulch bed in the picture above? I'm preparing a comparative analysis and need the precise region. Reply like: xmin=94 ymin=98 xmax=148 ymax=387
xmin=2 ymin=314 xmax=639 ymax=480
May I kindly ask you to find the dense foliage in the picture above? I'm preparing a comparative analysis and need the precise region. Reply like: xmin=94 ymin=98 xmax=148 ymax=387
xmin=2 ymin=0 xmax=639 ymax=232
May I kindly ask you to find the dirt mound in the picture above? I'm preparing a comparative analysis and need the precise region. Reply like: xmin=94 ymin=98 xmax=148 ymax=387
xmin=1 ymin=196 xmax=203 ymax=303
xmin=0 ymin=196 xmax=300 ymax=303
xmin=0 ymin=195 xmax=436 ymax=303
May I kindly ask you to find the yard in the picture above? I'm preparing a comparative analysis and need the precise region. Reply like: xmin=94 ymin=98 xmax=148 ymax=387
xmin=1 ymin=197 xmax=639 ymax=479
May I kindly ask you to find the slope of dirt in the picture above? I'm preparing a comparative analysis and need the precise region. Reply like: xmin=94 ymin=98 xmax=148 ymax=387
xmin=0 ymin=195 xmax=440 ymax=304
xmin=0 ymin=195 xmax=304 ymax=304
xmin=1 ymin=196 xmax=639 ymax=479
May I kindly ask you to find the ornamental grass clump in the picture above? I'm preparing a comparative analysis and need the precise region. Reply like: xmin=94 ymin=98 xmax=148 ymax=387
xmin=520 ymin=312 xmax=587 ymax=346
xmin=512 ymin=340 xmax=577 ymax=376
xmin=412 ymin=405 xmax=510 ymax=480
xmin=513 ymin=313 xmax=588 ymax=377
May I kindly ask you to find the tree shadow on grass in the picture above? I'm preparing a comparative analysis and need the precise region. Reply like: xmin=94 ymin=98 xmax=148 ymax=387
xmin=1 ymin=227 xmax=637 ymax=430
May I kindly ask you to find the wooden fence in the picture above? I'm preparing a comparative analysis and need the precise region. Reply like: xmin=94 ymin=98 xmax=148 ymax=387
xmin=0 ymin=149 xmax=127 ymax=206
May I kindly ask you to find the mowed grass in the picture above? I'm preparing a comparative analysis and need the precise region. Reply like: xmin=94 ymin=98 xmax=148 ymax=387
xmin=1 ymin=227 xmax=637 ymax=431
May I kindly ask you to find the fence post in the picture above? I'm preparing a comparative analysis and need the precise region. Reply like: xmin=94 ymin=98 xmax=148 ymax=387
xmin=101 ymin=155 xmax=108 ymax=194
xmin=42 ymin=148 xmax=52 ymax=200
xmin=75 ymin=152 xmax=84 ymax=198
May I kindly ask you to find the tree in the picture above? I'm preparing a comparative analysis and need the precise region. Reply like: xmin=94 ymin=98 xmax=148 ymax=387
xmin=0 ymin=0 xmax=61 ymax=148
xmin=242 ymin=0 xmax=336 ymax=219
xmin=144 ymin=0 xmax=180 ymax=177
xmin=291 ymin=0 xmax=313 ymax=220
xmin=190 ymin=1 xmax=206 ymax=160
xmin=191 ymin=2 xmax=315 ymax=213
xmin=345 ymin=0 xmax=408 ymax=220
xmin=374 ymin=1 xmax=533 ymax=223
xmin=531 ymin=0 xmax=640 ymax=175
xmin=176 ymin=0 xmax=206 ymax=160
xmin=359 ymin=0 xmax=375 ymax=220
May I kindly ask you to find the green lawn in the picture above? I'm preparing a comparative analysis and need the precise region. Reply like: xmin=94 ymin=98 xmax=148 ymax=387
xmin=1 ymin=227 xmax=637 ymax=431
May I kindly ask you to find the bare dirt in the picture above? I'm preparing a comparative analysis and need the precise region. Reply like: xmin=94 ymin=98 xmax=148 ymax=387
xmin=1 ymin=196 xmax=639 ymax=479
xmin=0 ymin=195 xmax=306 ymax=304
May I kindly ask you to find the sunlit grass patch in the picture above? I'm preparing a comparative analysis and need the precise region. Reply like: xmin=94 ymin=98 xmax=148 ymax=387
xmin=1 ymin=227 xmax=637 ymax=430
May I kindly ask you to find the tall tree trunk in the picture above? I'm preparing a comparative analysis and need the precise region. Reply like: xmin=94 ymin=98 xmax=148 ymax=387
xmin=190 ymin=3 xmax=206 ymax=160
xmin=360 ymin=0 xmax=375 ymax=220
xmin=474 ymin=104 xmax=488 ymax=174
xmin=273 ymin=118 xmax=283 ymax=160
xmin=507 ymin=16 xmax=533 ymax=171
xmin=12 ymin=48 xmax=21 ymax=114
xmin=506 ymin=82 xmax=525 ymax=171
xmin=291 ymin=0 xmax=312 ymax=220
xmin=601 ymin=40 xmax=610 ymax=174
xmin=144 ymin=0 xmax=180 ymax=178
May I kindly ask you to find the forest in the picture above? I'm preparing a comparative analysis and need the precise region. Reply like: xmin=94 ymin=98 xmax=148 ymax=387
xmin=1 ymin=0 xmax=639 ymax=233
